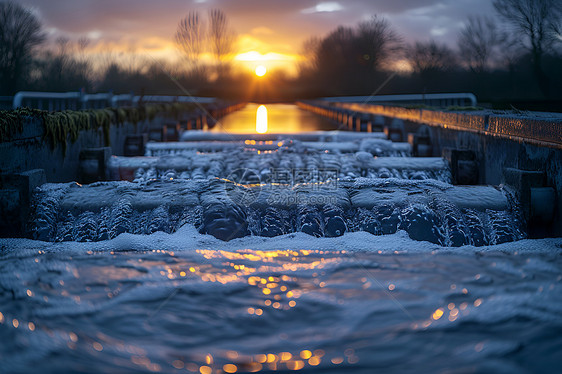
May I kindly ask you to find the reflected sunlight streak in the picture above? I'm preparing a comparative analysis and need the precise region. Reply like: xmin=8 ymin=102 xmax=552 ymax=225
xmin=256 ymin=105 xmax=268 ymax=134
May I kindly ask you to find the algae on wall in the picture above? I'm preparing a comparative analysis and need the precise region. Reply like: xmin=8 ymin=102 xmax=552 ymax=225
xmin=0 ymin=103 xmax=198 ymax=155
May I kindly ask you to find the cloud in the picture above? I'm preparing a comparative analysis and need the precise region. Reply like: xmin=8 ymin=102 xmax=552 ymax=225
xmin=301 ymin=2 xmax=344 ymax=14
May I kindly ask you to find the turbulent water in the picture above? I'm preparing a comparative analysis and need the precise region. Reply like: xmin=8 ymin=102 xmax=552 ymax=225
xmin=28 ymin=178 xmax=525 ymax=246
xmin=31 ymin=136 xmax=524 ymax=246
xmin=1 ymin=230 xmax=561 ymax=373
xmin=2 ymin=106 xmax=560 ymax=373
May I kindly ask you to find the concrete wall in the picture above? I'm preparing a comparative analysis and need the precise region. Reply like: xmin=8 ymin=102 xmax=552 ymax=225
xmin=422 ymin=124 xmax=562 ymax=236
xmin=0 ymin=117 xmax=138 ymax=182
xmin=299 ymin=101 xmax=562 ymax=237
xmin=335 ymin=102 xmax=562 ymax=149
xmin=0 ymin=102 xmax=246 ymax=183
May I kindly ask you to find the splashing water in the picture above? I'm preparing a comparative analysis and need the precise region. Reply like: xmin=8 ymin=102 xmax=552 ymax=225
xmin=1 ymin=230 xmax=561 ymax=373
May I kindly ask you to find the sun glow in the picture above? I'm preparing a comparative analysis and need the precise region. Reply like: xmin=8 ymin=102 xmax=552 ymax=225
xmin=235 ymin=50 xmax=300 ymax=76
xmin=255 ymin=65 xmax=267 ymax=77
xmin=256 ymin=105 xmax=268 ymax=134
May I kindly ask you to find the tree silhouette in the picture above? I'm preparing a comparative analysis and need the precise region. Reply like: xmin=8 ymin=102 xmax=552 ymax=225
xmin=493 ymin=0 xmax=562 ymax=97
xmin=355 ymin=16 xmax=402 ymax=71
xmin=408 ymin=40 xmax=456 ymax=74
xmin=208 ymin=9 xmax=236 ymax=78
xmin=175 ymin=11 xmax=205 ymax=74
xmin=0 ymin=1 xmax=45 ymax=95
xmin=458 ymin=16 xmax=504 ymax=73
xmin=298 ymin=36 xmax=321 ymax=76
xmin=32 ymin=38 xmax=92 ymax=91
xmin=307 ymin=16 xmax=402 ymax=93
xmin=407 ymin=40 xmax=456 ymax=91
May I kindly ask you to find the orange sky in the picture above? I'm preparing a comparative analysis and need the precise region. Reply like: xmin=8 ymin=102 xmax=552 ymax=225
xmin=17 ymin=0 xmax=496 ymax=76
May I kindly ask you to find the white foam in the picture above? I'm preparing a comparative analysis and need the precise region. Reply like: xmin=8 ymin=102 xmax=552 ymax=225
xmin=2 ymin=225 xmax=560 ymax=257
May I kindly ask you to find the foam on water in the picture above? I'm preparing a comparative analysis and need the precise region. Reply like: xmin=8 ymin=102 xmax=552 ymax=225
xmin=4 ymin=126 xmax=554 ymax=372
xmin=1 ymin=229 xmax=561 ymax=373
xmin=28 ymin=178 xmax=524 ymax=246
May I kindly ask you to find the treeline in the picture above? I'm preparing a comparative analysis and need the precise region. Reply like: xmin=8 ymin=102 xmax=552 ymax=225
xmin=298 ymin=0 xmax=562 ymax=106
xmin=1 ymin=0 xmax=561 ymax=108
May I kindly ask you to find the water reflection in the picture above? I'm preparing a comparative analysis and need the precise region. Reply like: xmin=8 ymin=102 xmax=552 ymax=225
xmin=212 ymin=103 xmax=338 ymax=133
xmin=1 ymin=242 xmax=561 ymax=373
xmin=256 ymin=105 xmax=268 ymax=134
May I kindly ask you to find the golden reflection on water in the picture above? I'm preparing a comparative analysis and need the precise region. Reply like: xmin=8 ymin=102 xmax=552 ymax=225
xmin=147 ymin=248 xmax=357 ymax=372
xmin=212 ymin=103 xmax=337 ymax=133
xmin=256 ymin=105 xmax=268 ymax=134
xmin=2 ymin=248 xmax=499 ymax=374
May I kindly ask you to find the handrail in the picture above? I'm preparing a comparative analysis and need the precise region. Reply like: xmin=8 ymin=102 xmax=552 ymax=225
xmin=10 ymin=91 xmax=217 ymax=110
xmin=13 ymin=91 xmax=82 ymax=110
xmin=81 ymin=93 xmax=113 ymax=109
xmin=320 ymin=93 xmax=477 ymax=107
xmin=111 ymin=94 xmax=133 ymax=107
xmin=133 ymin=95 xmax=216 ymax=105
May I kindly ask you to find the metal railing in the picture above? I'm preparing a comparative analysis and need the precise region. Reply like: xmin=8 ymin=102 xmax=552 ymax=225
xmin=81 ymin=93 xmax=113 ymax=109
xmin=10 ymin=91 xmax=217 ymax=111
xmin=133 ymin=95 xmax=216 ymax=105
xmin=13 ymin=91 xmax=82 ymax=111
xmin=320 ymin=93 xmax=477 ymax=107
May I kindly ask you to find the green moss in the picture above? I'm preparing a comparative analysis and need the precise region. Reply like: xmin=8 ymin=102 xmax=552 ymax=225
xmin=0 ymin=102 xmax=204 ymax=154
xmin=0 ymin=108 xmax=44 ymax=143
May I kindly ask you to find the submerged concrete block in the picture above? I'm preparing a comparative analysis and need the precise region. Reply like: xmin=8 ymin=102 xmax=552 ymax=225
xmin=530 ymin=187 xmax=556 ymax=224
xmin=0 ymin=169 xmax=46 ymax=237
xmin=408 ymin=126 xmax=433 ymax=157
xmin=162 ymin=121 xmax=181 ymax=142
xmin=384 ymin=118 xmax=405 ymax=142
xmin=79 ymin=147 xmax=112 ymax=184
xmin=372 ymin=115 xmax=386 ymax=132
xmin=503 ymin=168 xmax=544 ymax=193
xmin=124 ymin=134 xmax=148 ymax=157
xmin=503 ymin=167 xmax=558 ymax=237
xmin=442 ymin=148 xmax=478 ymax=185
xmin=148 ymin=126 xmax=163 ymax=141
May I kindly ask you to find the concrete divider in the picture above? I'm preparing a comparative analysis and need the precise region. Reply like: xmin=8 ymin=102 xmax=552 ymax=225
xmin=0 ymin=101 xmax=246 ymax=182
xmin=0 ymin=169 xmax=46 ymax=237
xmin=297 ymin=100 xmax=562 ymax=236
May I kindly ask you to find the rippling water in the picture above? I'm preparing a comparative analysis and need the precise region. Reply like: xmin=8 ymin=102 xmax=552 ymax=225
xmin=1 ymin=229 xmax=561 ymax=373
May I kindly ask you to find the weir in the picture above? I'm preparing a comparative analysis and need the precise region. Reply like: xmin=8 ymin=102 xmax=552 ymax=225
xmin=298 ymin=99 xmax=562 ymax=237
xmin=2 ymin=94 xmax=562 ymax=374
xmin=1 ymin=96 xmax=560 ymax=243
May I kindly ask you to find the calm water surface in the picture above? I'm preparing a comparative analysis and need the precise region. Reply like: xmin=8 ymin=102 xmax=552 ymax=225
xmin=212 ymin=103 xmax=338 ymax=134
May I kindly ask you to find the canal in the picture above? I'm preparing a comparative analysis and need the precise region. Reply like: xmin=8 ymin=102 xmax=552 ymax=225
xmin=211 ymin=103 xmax=338 ymax=133
xmin=1 ymin=102 xmax=562 ymax=374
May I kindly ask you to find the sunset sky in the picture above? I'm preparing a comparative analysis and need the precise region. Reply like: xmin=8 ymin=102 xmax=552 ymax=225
xmin=16 ymin=0 xmax=495 ymax=75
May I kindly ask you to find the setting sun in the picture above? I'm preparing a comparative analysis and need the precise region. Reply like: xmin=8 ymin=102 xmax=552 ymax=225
xmin=255 ymin=65 xmax=267 ymax=77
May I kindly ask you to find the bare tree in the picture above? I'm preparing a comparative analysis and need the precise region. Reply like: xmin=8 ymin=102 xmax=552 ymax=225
xmin=493 ymin=0 xmax=562 ymax=96
xmin=175 ymin=11 xmax=205 ymax=74
xmin=298 ymin=36 xmax=321 ymax=75
xmin=78 ymin=37 xmax=90 ymax=58
xmin=355 ymin=15 xmax=403 ymax=70
xmin=315 ymin=26 xmax=355 ymax=77
xmin=34 ymin=37 xmax=92 ymax=91
xmin=0 ymin=1 xmax=45 ymax=95
xmin=458 ymin=16 xmax=504 ymax=73
xmin=208 ymin=9 xmax=236 ymax=77
xmin=408 ymin=40 xmax=457 ymax=74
